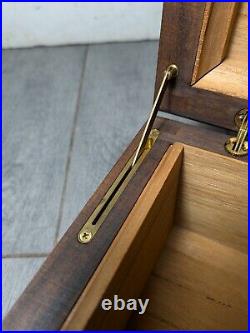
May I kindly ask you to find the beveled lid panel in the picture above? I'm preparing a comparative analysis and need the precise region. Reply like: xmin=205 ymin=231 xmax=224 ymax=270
xmin=193 ymin=2 xmax=248 ymax=100
xmin=155 ymin=2 xmax=248 ymax=130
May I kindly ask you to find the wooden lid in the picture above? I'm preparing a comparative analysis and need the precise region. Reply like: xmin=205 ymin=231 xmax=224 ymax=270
xmin=155 ymin=2 xmax=248 ymax=130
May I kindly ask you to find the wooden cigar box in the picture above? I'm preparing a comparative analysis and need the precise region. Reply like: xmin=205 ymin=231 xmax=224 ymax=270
xmin=3 ymin=2 xmax=248 ymax=331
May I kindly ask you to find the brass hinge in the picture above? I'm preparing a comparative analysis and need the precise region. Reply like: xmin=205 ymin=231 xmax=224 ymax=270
xmin=225 ymin=109 xmax=248 ymax=157
xmin=78 ymin=64 xmax=178 ymax=244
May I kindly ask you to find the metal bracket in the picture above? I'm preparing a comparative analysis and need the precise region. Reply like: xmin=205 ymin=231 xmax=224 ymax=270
xmin=78 ymin=64 xmax=178 ymax=244
xmin=225 ymin=109 xmax=248 ymax=157
xmin=78 ymin=129 xmax=159 ymax=244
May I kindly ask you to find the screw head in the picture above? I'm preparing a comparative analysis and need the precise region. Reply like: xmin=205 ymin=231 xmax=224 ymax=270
xmin=78 ymin=230 xmax=92 ymax=243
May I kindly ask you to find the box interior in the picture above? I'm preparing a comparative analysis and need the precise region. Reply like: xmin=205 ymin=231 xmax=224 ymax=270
xmin=128 ymin=144 xmax=248 ymax=330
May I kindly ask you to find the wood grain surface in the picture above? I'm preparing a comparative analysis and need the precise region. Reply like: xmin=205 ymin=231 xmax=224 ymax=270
xmin=129 ymin=227 xmax=247 ymax=330
xmin=3 ymin=115 xmax=247 ymax=331
xmin=176 ymin=144 xmax=248 ymax=253
xmin=62 ymin=144 xmax=183 ymax=330
xmin=3 ymin=115 xmax=247 ymax=330
xmin=194 ymin=2 xmax=248 ymax=99
xmin=156 ymin=3 xmax=247 ymax=130
xmin=3 ymin=126 xmax=171 ymax=330
xmin=129 ymin=145 xmax=247 ymax=330
xmin=192 ymin=2 xmax=239 ymax=84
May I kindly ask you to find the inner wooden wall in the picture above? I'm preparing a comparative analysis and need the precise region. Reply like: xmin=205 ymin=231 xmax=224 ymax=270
xmin=128 ymin=145 xmax=248 ymax=330
xmin=62 ymin=144 xmax=184 ymax=330
xmin=175 ymin=144 xmax=248 ymax=254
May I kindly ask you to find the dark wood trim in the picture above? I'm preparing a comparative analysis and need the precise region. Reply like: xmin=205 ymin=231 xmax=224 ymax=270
xmin=155 ymin=2 xmax=247 ymax=130
xmin=3 ymin=117 xmax=246 ymax=331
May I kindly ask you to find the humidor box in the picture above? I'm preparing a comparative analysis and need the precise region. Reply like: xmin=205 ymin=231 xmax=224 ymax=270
xmin=4 ymin=2 xmax=248 ymax=330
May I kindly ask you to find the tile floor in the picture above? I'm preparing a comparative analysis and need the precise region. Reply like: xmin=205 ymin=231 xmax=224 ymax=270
xmin=2 ymin=41 xmax=159 ymax=317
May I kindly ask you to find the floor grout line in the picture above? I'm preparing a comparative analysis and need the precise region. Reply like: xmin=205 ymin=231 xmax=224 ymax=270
xmin=54 ymin=46 xmax=89 ymax=244
xmin=5 ymin=40 xmax=159 ymax=52
xmin=3 ymin=253 xmax=49 ymax=259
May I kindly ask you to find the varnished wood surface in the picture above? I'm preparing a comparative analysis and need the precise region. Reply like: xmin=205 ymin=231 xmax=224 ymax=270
xmin=192 ymin=2 xmax=238 ymax=84
xmin=62 ymin=144 xmax=183 ymax=330
xmin=129 ymin=145 xmax=247 ymax=331
xmin=194 ymin=3 xmax=248 ymax=99
xmin=156 ymin=3 xmax=247 ymax=130
xmin=3 ymin=117 xmax=247 ymax=330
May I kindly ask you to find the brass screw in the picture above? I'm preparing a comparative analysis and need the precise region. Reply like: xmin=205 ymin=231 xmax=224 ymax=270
xmin=78 ymin=230 xmax=92 ymax=243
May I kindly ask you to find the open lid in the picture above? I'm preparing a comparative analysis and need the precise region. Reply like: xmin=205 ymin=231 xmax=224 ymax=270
xmin=155 ymin=2 xmax=248 ymax=130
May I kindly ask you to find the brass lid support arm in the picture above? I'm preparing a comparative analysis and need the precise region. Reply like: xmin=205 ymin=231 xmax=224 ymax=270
xmin=131 ymin=64 xmax=178 ymax=167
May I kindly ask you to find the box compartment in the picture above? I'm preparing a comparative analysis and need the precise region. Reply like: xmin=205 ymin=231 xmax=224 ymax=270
xmin=128 ymin=144 xmax=247 ymax=330
xmin=62 ymin=142 xmax=247 ymax=331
